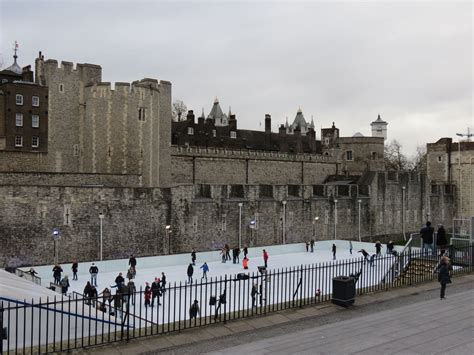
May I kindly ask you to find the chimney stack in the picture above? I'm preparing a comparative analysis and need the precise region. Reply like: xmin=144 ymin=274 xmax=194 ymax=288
xmin=265 ymin=114 xmax=271 ymax=133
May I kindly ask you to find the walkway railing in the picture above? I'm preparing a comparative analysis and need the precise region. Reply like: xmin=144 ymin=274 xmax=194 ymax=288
xmin=14 ymin=269 xmax=42 ymax=286
xmin=1 ymin=244 xmax=473 ymax=354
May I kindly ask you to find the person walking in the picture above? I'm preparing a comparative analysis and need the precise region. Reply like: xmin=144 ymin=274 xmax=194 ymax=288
xmin=420 ymin=221 xmax=435 ymax=255
xmin=161 ymin=272 xmax=167 ymax=293
xmin=52 ymin=264 xmax=63 ymax=284
xmin=191 ymin=248 xmax=197 ymax=266
xmin=262 ymin=249 xmax=269 ymax=268
xmin=251 ymin=283 xmax=259 ymax=307
xmin=60 ymin=275 xmax=70 ymax=295
xmin=436 ymin=225 xmax=448 ymax=257
xmin=243 ymin=256 xmax=249 ymax=270
xmin=375 ymin=241 xmax=382 ymax=256
xmin=332 ymin=244 xmax=336 ymax=260
xmin=189 ymin=299 xmax=200 ymax=320
xmin=349 ymin=240 xmax=353 ymax=255
xmin=243 ymin=246 xmax=248 ymax=258
xmin=89 ymin=263 xmax=99 ymax=287
xmin=310 ymin=240 xmax=315 ymax=253
xmin=71 ymin=260 xmax=78 ymax=281
xmin=358 ymin=249 xmax=370 ymax=262
xmin=437 ymin=256 xmax=452 ymax=299
xmin=151 ymin=277 xmax=162 ymax=307
xmin=200 ymin=262 xmax=209 ymax=280
xmin=144 ymin=283 xmax=151 ymax=307
xmin=187 ymin=263 xmax=194 ymax=284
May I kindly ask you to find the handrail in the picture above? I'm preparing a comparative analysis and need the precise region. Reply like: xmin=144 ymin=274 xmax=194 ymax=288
xmin=382 ymin=233 xmax=419 ymax=284
xmin=15 ymin=268 xmax=42 ymax=286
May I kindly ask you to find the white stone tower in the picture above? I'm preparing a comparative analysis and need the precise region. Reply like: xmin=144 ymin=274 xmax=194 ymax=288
xmin=371 ymin=114 xmax=388 ymax=140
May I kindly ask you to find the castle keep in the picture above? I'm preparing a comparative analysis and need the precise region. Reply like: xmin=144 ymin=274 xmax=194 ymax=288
xmin=0 ymin=52 xmax=458 ymax=267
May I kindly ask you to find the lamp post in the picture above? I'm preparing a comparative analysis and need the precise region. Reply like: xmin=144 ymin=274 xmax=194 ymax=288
xmin=282 ymin=201 xmax=287 ymax=244
xmin=357 ymin=199 xmax=362 ymax=242
xmin=313 ymin=216 xmax=319 ymax=239
xmin=52 ymin=228 xmax=60 ymax=264
xmin=238 ymin=202 xmax=243 ymax=249
xmin=456 ymin=130 xmax=473 ymax=218
xmin=98 ymin=213 xmax=104 ymax=261
xmin=334 ymin=199 xmax=338 ymax=240
xmin=402 ymin=186 xmax=406 ymax=241
xmin=250 ymin=219 xmax=256 ymax=246
xmin=165 ymin=225 xmax=172 ymax=254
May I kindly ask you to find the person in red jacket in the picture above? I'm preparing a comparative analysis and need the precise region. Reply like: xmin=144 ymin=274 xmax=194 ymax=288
xmin=242 ymin=256 xmax=249 ymax=269
xmin=144 ymin=282 xmax=151 ymax=307
xmin=263 ymin=249 xmax=269 ymax=268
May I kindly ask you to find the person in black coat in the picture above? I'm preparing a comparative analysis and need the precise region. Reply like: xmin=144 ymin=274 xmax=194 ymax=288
xmin=437 ymin=256 xmax=452 ymax=299
xmin=187 ymin=263 xmax=194 ymax=284
xmin=71 ymin=260 xmax=78 ymax=280
xmin=113 ymin=273 xmax=125 ymax=289
xmin=420 ymin=221 xmax=435 ymax=255
xmin=436 ymin=225 xmax=448 ymax=256
xmin=332 ymin=244 xmax=336 ymax=260
xmin=129 ymin=255 xmax=137 ymax=269
xmin=191 ymin=248 xmax=197 ymax=265
xmin=52 ymin=264 xmax=63 ymax=284
xmin=151 ymin=277 xmax=162 ymax=307
xmin=358 ymin=249 xmax=370 ymax=262
xmin=375 ymin=241 xmax=382 ymax=255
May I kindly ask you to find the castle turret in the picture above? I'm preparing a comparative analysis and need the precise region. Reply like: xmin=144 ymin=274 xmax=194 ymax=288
xmin=371 ymin=114 xmax=388 ymax=140
xmin=265 ymin=114 xmax=271 ymax=134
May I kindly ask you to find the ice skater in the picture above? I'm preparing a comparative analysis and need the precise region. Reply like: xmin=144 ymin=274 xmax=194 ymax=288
xmin=60 ymin=275 xmax=70 ymax=295
xmin=262 ymin=249 xmax=269 ymax=268
xmin=310 ymin=240 xmax=315 ymax=253
xmin=52 ymin=264 xmax=63 ymax=284
xmin=375 ymin=241 xmax=382 ymax=256
xmin=243 ymin=256 xmax=249 ymax=269
xmin=251 ymin=283 xmax=259 ymax=307
xmin=161 ymin=272 xmax=167 ymax=293
xmin=386 ymin=240 xmax=395 ymax=255
xmin=243 ymin=246 xmax=249 ymax=258
xmin=112 ymin=272 xmax=125 ymax=289
xmin=358 ymin=249 xmax=370 ymax=262
xmin=221 ymin=248 xmax=226 ymax=263
xmin=71 ymin=260 xmax=78 ymax=280
xmin=89 ymin=263 xmax=99 ymax=286
xmin=200 ymin=262 xmax=209 ymax=280
xmin=187 ymin=263 xmax=194 ymax=284
xmin=224 ymin=244 xmax=231 ymax=261
xmin=151 ymin=277 xmax=162 ymax=307
xmin=191 ymin=248 xmax=197 ymax=265
xmin=332 ymin=244 xmax=336 ymax=260
xmin=305 ymin=241 xmax=310 ymax=252
xmin=234 ymin=247 xmax=241 ymax=263
xmin=144 ymin=283 xmax=151 ymax=307
xmin=349 ymin=240 xmax=353 ymax=255
xmin=189 ymin=300 xmax=200 ymax=320
xmin=128 ymin=254 xmax=137 ymax=272
xmin=369 ymin=254 xmax=376 ymax=267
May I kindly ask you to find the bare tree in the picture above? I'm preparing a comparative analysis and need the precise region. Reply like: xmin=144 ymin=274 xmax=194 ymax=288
xmin=172 ymin=99 xmax=187 ymax=122
xmin=384 ymin=139 xmax=411 ymax=172
xmin=411 ymin=145 xmax=427 ymax=173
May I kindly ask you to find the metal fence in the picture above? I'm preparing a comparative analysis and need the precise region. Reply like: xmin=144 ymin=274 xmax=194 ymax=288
xmin=1 ymin=244 xmax=473 ymax=354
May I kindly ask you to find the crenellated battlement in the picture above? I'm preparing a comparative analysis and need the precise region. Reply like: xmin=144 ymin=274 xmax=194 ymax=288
xmin=43 ymin=59 xmax=101 ymax=72
xmin=84 ymin=78 xmax=170 ymax=96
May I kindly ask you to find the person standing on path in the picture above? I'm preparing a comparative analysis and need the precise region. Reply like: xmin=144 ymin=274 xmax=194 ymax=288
xmin=191 ymin=248 xmax=197 ymax=265
xmin=332 ymin=244 xmax=336 ymax=260
xmin=89 ymin=263 xmax=99 ymax=286
xmin=262 ymin=249 xmax=269 ymax=268
xmin=437 ymin=256 xmax=452 ymax=299
xmin=420 ymin=221 xmax=435 ymax=255
xmin=187 ymin=263 xmax=194 ymax=284
xmin=71 ymin=260 xmax=78 ymax=281
xmin=200 ymin=262 xmax=209 ymax=280
xmin=436 ymin=225 xmax=448 ymax=257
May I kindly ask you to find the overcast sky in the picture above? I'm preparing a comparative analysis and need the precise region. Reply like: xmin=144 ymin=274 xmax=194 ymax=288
xmin=1 ymin=0 xmax=472 ymax=156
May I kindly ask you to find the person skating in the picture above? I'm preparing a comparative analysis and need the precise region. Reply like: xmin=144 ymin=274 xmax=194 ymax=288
xmin=113 ymin=291 xmax=123 ymax=319
xmin=262 ymin=249 xmax=269 ymax=268
xmin=349 ymin=240 xmax=353 ymax=255
xmin=187 ymin=263 xmax=194 ymax=284
xmin=200 ymin=262 xmax=209 ymax=280
xmin=126 ymin=266 xmax=136 ymax=280
xmin=89 ymin=263 xmax=99 ymax=286
xmin=113 ymin=272 xmax=125 ymax=289
xmin=161 ymin=272 xmax=167 ymax=293
xmin=358 ymin=249 xmax=370 ymax=262
xmin=420 ymin=221 xmax=435 ymax=255
xmin=232 ymin=248 xmax=237 ymax=264
xmin=305 ymin=241 xmax=310 ymax=252
xmin=128 ymin=254 xmax=137 ymax=270
xmin=60 ymin=275 xmax=70 ymax=295
xmin=83 ymin=281 xmax=93 ymax=305
xmin=436 ymin=225 xmax=448 ymax=257
xmin=52 ymin=264 xmax=63 ymax=284
xmin=243 ymin=256 xmax=249 ymax=270
xmin=100 ymin=287 xmax=112 ymax=306
xmin=224 ymin=244 xmax=231 ymax=261
xmin=191 ymin=248 xmax=197 ymax=266
xmin=436 ymin=256 xmax=452 ymax=299
xmin=243 ymin=246 xmax=248 ymax=258
xmin=189 ymin=299 xmax=200 ymax=320
xmin=375 ymin=241 xmax=382 ymax=256
xmin=234 ymin=247 xmax=241 ymax=263
xmin=369 ymin=254 xmax=376 ymax=267
xmin=251 ymin=283 xmax=259 ymax=307
xmin=332 ymin=244 xmax=336 ymax=260
xmin=386 ymin=241 xmax=395 ymax=255
xmin=127 ymin=280 xmax=136 ymax=306
xmin=310 ymin=240 xmax=315 ymax=253
xmin=221 ymin=248 xmax=226 ymax=263
xmin=144 ymin=282 xmax=151 ymax=307
xmin=90 ymin=284 xmax=98 ymax=307
xmin=151 ymin=277 xmax=162 ymax=307
xmin=71 ymin=260 xmax=78 ymax=281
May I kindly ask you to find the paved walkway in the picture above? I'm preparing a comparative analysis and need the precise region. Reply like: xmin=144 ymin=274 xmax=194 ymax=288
xmin=76 ymin=274 xmax=474 ymax=354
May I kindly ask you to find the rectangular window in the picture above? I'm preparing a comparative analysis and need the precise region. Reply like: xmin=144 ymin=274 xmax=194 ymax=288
xmin=230 ymin=131 xmax=237 ymax=139
xmin=324 ymin=137 xmax=330 ymax=145
xmin=438 ymin=156 xmax=442 ymax=162
xmin=59 ymin=84 xmax=64 ymax=93
xmin=15 ymin=113 xmax=23 ymax=127
xmin=32 ymin=96 xmax=39 ymax=107
xmin=396 ymin=210 xmax=401 ymax=224
xmin=346 ymin=150 xmax=353 ymax=161
xmin=15 ymin=94 xmax=23 ymax=105
xmin=259 ymin=185 xmax=273 ymax=198
xmin=346 ymin=209 xmax=351 ymax=223
xmin=15 ymin=135 xmax=23 ymax=147
xmin=188 ymin=127 xmax=194 ymax=135
xmin=288 ymin=211 xmax=294 ymax=227
xmin=221 ymin=215 xmax=227 ymax=232
xmin=212 ymin=129 xmax=217 ymax=137
xmin=288 ymin=185 xmax=300 ymax=197
xmin=32 ymin=136 xmax=39 ymax=148
xmin=32 ymin=115 xmax=39 ymax=128
xmin=324 ymin=210 xmax=329 ymax=225
xmin=379 ymin=211 xmax=383 ymax=225
xmin=138 ymin=107 xmax=146 ymax=121
xmin=73 ymin=144 xmax=80 ymax=157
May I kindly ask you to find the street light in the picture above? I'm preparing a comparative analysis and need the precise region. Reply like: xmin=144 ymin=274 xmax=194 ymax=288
xmin=52 ymin=228 xmax=60 ymax=264
xmin=282 ymin=201 xmax=287 ymax=244
xmin=456 ymin=130 xmax=473 ymax=218
xmin=238 ymin=202 xmax=243 ymax=249
xmin=402 ymin=186 xmax=406 ymax=241
xmin=357 ymin=199 xmax=362 ymax=242
xmin=334 ymin=199 xmax=338 ymax=240
xmin=165 ymin=225 xmax=172 ymax=254
xmin=98 ymin=213 xmax=104 ymax=261
xmin=250 ymin=219 xmax=256 ymax=246
xmin=313 ymin=216 xmax=319 ymax=239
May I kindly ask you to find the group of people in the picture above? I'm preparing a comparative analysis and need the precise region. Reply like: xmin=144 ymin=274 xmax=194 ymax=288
xmin=420 ymin=222 xmax=448 ymax=256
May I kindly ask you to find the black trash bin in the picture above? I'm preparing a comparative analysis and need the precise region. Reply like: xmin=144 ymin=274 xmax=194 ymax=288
xmin=332 ymin=276 xmax=355 ymax=307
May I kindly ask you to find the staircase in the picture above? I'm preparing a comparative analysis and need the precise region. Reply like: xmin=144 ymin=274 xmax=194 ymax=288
xmin=393 ymin=256 xmax=439 ymax=286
